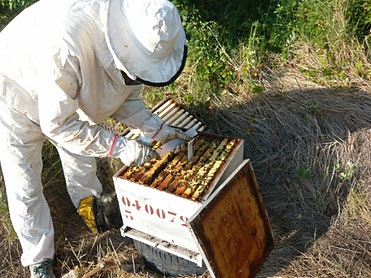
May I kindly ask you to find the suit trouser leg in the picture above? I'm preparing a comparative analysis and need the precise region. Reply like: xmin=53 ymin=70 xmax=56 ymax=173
xmin=0 ymin=101 xmax=54 ymax=267
xmin=55 ymin=145 xmax=102 ymax=208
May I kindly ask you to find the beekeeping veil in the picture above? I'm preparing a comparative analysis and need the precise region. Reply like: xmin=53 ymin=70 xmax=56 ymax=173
xmin=105 ymin=0 xmax=187 ymax=87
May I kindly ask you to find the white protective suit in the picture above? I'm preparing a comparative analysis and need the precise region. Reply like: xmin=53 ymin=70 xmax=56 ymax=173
xmin=0 ymin=0 xmax=179 ymax=267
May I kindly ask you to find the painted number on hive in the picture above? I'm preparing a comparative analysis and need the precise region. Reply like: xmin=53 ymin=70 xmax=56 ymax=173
xmin=121 ymin=196 xmax=188 ymax=227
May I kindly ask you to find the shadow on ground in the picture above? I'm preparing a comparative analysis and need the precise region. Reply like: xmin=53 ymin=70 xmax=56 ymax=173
xmin=2 ymin=86 xmax=370 ymax=277
xmin=39 ymin=86 xmax=371 ymax=277
xmin=190 ymin=86 xmax=371 ymax=276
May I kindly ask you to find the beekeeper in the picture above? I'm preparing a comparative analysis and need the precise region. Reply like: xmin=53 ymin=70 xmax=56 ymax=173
xmin=0 ymin=0 xmax=189 ymax=276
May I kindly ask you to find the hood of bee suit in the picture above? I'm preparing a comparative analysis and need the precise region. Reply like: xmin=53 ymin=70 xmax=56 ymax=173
xmin=105 ymin=0 xmax=187 ymax=87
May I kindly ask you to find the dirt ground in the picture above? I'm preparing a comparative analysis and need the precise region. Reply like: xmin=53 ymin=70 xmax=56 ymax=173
xmin=1 ymin=72 xmax=370 ymax=277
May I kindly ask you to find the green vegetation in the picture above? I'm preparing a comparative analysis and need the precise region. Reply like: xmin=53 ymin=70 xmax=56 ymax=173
xmin=144 ymin=0 xmax=370 ymax=109
xmin=0 ymin=0 xmax=370 ymax=277
xmin=0 ymin=0 xmax=37 ymax=28
xmin=1 ymin=0 xmax=369 ymax=97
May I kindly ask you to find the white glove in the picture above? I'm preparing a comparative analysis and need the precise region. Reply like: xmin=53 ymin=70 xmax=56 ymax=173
xmin=110 ymin=136 xmax=159 ymax=167
xmin=152 ymin=124 xmax=192 ymax=144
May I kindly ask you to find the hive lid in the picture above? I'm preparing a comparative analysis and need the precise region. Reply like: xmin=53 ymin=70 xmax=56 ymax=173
xmin=187 ymin=159 xmax=274 ymax=278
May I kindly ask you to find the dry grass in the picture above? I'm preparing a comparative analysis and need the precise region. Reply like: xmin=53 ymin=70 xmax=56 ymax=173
xmin=202 ymin=69 xmax=371 ymax=278
xmin=1 ymin=51 xmax=371 ymax=278
xmin=1 ymin=70 xmax=370 ymax=277
xmin=1 ymin=0 xmax=370 ymax=275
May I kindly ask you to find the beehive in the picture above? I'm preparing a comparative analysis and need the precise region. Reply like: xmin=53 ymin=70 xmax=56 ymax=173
xmin=123 ymin=97 xmax=208 ymax=141
xmin=114 ymin=98 xmax=274 ymax=275
xmin=117 ymin=133 xmax=241 ymax=201
xmin=113 ymin=132 xmax=244 ymax=261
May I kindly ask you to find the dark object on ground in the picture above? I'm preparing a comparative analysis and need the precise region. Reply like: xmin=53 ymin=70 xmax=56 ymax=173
xmin=133 ymin=240 xmax=207 ymax=276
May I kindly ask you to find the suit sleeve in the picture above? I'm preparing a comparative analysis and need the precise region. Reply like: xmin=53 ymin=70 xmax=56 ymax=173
xmin=111 ymin=86 xmax=164 ymax=138
xmin=38 ymin=57 xmax=116 ymax=157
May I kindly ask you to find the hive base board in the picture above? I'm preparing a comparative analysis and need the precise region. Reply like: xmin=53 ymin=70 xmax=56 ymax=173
xmin=122 ymin=228 xmax=203 ymax=266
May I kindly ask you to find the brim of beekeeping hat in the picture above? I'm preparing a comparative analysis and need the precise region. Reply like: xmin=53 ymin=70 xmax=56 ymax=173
xmin=105 ymin=0 xmax=187 ymax=86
